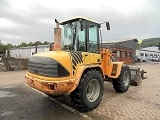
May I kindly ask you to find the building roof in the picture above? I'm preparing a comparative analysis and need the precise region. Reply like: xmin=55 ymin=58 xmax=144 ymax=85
xmin=103 ymin=38 xmax=138 ymax=44
xmin=102 ymin=38 xmax=138 ymax=51
xmin=141 ymin=46 xmax=160 ymax=52
xmin=60 ymin=16 xmax=99 ymax=25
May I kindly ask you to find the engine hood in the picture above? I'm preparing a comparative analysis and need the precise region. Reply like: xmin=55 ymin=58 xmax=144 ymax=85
xmin=30 ymin=51 xmax=72 ymax=77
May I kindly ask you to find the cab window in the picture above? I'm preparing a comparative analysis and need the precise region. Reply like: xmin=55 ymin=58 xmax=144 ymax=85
xmin=88 ymin=22 xmax=99 ymax=53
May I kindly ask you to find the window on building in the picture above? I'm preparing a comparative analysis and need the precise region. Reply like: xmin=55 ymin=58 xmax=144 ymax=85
xmin=122 ymin=51 xmax=127 ymax=58
xmin=125 ymin=51 xmax=127 ymax=58
xmin=140 ymin=53 xmax=144 ymax=56
xmin=122 ymin=51 xmax=124 ymax=58
xmin=127 ymin=52 xmax=129 ymax=58
xmin=150 ymin=54 xmax=153 ymax=56
xmin=116 ymin=51 xmax=120 ymax=58
xmin=145 ymin=53 xmax=148 ymax=57
xmin=130 ymin=52 xmax=132 ymax=58
xmin=120 ymin=51 xmax=122 ymax=58
xmin=154 ymin=54 xmax=157 ymax=56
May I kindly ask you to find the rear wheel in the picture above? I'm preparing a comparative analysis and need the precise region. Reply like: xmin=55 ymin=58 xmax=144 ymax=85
xmin=70 ymin=69 xmax=104 ymax=111
xmin=112 ymin=65 xmax=131 ymax=93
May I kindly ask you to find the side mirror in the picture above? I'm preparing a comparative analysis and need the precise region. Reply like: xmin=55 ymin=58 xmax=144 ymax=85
xmin=106 ymin=22 xmax=110 ymax=30
xmin=98 ymin=24 xmax=101 ymax=28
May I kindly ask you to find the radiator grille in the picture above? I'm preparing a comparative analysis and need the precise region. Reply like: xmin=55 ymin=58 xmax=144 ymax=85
xmin=28 ymin=56 xmax=58 ymax=77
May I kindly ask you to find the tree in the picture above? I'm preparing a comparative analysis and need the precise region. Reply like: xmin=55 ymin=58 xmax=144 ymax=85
xmin=0 ymin=43 xmax=14 ymax=52
xmin=33 ymin=41 xmax=43 ymax=46
xmin=17 ymin=42 xmax=27 ymax=48
xmin=0 ymin=40 xmax=51 ymax=52
xmin=43 ymin=41 xmax=50 ymax=45
xmin=28 ymin=42 xmax=33 ymax=46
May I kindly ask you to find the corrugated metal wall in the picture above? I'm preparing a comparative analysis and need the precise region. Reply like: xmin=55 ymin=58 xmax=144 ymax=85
xmin=9 ymin=45 xmax=50 ymax=58
xmin=37 ymin=46 xmax=50 ymax=53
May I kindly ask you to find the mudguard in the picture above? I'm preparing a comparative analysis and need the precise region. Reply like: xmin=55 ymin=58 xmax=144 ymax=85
xmin=107 ymin=62 xmax=123 ymax=78
xmin=68 ymin=65 xmax=103 ymax=93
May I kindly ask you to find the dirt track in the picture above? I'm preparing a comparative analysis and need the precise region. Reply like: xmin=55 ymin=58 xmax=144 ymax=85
xmin=91 ymin=62 xmax=160 ymax=119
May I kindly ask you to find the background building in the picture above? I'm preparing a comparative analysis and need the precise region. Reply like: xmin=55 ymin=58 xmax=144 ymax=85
xmin=6 ymin=45 xmax=51 ymax=58
xmin=136 ymin=46 xmax=160 ymax=62
xmin=3 ymin=45 xmax=53 ymax=71
xmin=102 ymin=39 xmax=138 ymax=64
xmin=6 ymin=39 xmax=138 ymax=64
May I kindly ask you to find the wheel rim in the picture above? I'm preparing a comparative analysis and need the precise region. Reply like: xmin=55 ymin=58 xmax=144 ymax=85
xmin=123 ymin=71 xmax=130 ymax=87
xmin=86 ymin=79 xmax=100 ymax=102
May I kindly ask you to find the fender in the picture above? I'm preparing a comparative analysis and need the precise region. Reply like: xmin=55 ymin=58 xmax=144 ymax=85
xmin=68 ymin=64 xmax=103 ymax=93
xmin=107 ymin=62 xmax=123 ymax=78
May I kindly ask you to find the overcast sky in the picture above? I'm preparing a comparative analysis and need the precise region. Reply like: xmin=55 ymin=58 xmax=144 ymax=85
xmin=0 ymin=0 xmax=159 ymax=45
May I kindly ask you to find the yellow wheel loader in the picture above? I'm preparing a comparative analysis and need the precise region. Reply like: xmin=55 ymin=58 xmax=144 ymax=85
xmin=25 ymin=17 xmax=139 ymax=111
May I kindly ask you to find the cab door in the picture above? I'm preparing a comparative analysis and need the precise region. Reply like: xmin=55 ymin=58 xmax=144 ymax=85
xmin=87 ymin=21 xmax=101 ymax=64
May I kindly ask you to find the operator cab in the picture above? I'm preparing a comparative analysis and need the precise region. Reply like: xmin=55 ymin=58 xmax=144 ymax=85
xmin=60 ymin=17 xmax=100 ymax=53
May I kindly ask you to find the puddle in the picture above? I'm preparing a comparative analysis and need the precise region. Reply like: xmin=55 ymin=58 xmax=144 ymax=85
xmin=0 ymin=91 xmax=16 ymax=98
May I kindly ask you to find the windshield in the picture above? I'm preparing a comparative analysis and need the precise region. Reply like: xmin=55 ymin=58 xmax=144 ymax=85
xmin=61 ymin=21 xmax=86 ymax=51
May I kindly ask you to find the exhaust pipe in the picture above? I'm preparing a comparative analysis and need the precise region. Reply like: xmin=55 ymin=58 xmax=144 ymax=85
xmin=54 ymin=19 xmax=61 ymax=51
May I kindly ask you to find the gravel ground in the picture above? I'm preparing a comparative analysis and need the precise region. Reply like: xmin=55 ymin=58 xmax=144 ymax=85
xmin=90 ymin=62 xmax=160 ymax=120
xmin=0 ymin=71 xmax=27 ymax=87
xmin=0 ymin=62 xmax=160 ymax=120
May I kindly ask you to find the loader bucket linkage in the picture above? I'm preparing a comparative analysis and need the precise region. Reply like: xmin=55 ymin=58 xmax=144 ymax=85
xmin=130 ymin=67 xmax=147 ymax=86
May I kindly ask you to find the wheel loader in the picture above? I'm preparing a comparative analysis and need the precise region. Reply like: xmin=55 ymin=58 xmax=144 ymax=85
xmin=25 ymin=16 xmax=143 ymax=111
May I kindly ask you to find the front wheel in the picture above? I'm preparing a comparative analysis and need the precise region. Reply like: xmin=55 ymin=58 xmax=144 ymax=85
xmin=112 ymin=65 xmax=131 ymax=93
xmin=70 ymin=69 xmax=104 ymax=112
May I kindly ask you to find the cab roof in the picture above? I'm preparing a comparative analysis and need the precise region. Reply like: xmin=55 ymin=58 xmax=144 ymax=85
xmin=60 ymin=16 xmax=99 ymax=25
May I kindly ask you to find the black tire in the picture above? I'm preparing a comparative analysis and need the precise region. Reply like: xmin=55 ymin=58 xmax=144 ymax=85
xmin=70 ymin=69 xmax=104 ymax=112
xmin=112 ymin=65 xmax=131 ymax=93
